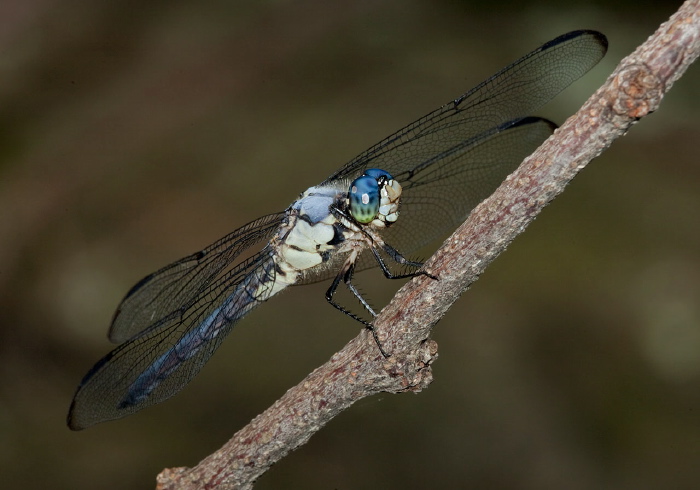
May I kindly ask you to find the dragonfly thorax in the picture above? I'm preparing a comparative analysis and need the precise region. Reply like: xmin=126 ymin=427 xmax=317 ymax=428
xmin=272 ymin=170 xmax=403 ymax=283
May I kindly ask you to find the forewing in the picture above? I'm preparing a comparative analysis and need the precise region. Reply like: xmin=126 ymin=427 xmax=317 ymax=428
xmin=323 ymin=30 xmax=606 ymax=184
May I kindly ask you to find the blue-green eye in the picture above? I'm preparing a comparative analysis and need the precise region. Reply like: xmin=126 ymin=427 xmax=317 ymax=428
xmin=364 ymin=168 xmax=393 ymax=182
xmin=349 ymin=175 xmax=380 ymax=224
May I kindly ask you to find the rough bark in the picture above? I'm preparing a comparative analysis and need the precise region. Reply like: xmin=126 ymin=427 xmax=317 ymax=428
xmin=157 ymin=1 xmax=700 ymax=488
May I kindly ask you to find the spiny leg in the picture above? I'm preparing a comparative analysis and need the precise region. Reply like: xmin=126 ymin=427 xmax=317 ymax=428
xmin=325 ymin=257 xmax=389 ymax=358
xmin=371 ymin=243 xmax=438 ymax=280
xmin=334 ymin=205 xmax=433 ymax=280
xmin=324 ymin=240 xmax=437 ymax=358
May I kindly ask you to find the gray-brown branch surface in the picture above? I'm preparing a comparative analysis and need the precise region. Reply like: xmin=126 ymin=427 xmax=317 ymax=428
xmin=157 ymin=2 xmax=700 ymax=488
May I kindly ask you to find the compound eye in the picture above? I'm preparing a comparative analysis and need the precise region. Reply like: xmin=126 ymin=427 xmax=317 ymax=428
xmin=364 ymin=168 xmax=393 ymax=183
xmin=349 ymin=175 xmax=380 ymax=224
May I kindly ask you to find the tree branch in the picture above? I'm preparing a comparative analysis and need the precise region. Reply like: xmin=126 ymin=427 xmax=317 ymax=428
xmin=157 ymin=2 xmax=700 ymax=488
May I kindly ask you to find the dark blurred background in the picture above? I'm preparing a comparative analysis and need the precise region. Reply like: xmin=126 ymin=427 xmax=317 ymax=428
xmin=1 ymin=1 xmax=699 ymax=489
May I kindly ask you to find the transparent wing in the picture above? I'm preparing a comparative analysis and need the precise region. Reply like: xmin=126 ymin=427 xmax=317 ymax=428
xmin=324 ymin=30 xmax=606 ymax=185
xmin=377 ymin=117 xmax=555 ymax=262
xmin=108 ymin=212 xmax=285 ymax=343
xmin=68 ymin=212 xmax=285 ymax=429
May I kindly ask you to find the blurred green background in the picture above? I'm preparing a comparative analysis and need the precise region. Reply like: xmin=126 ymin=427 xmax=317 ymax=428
xmin=1 ymin=1 xmax=699 ymax=489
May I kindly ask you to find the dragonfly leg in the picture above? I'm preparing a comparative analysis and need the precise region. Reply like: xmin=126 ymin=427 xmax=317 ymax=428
xmin=334 ymin=205 xmax=434 ymax=280
xmin=371 ymin=244 xmax=438 ymax=280
xmin=325 ymin=259 xmax=389 ymax=358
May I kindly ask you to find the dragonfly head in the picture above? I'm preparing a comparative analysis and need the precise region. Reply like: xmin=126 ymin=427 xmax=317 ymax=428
xmin=348 ymin=168 xmax=402 ymax=228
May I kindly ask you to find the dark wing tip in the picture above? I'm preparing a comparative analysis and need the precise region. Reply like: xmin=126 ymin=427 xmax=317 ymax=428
xmin=66 ymin=350 xmax=117 ymax=430
xmin=66 ymin=399 xmax=84 ymax=431
xmin=543 ymin=30 xmax=608 ymax=55
xmin=107 ymin=271 xmax=157 ymax=342
xmin=499 ymin=116 xmax=558 ymax=133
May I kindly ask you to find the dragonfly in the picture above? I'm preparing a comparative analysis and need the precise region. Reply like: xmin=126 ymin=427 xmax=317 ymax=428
xmin=68 ymin=30 xmax=607 ymax=430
